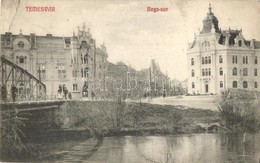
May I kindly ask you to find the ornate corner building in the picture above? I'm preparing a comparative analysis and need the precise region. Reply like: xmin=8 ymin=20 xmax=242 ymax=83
xmin=187 ymin=4 xmax=260 ymax=95
xmin=1 ymin=24 xmax=108 ymax=99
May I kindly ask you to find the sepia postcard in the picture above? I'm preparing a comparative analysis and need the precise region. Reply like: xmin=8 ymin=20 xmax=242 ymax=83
xmin=0 ymin=0 xmax=260 ymax=162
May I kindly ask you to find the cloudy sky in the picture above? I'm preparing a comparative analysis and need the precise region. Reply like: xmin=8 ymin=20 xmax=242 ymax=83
xmin=1 ymin=0 xmax=260 ymax=80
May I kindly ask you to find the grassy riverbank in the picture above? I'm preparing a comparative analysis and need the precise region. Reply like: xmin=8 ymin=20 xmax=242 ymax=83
xmin=56 ymin=101 xmax=220 ymax=136
xmin=0 ymin=101 xmax=220 ymax=161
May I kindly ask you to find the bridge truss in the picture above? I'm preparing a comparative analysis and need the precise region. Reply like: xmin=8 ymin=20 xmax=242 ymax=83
xmin=1 ymin=55 xmax=46 ymax=103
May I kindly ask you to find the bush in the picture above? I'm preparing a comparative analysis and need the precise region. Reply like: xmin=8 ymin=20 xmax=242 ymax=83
xmin=218 ymin=90 xmax=259 ymax=132
xmin=0 ymin=108 xmax=37 ymax=161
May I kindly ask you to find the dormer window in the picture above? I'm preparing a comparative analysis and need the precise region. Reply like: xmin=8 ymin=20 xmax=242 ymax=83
xmin=238 ymin=40 xmax=242 ymax=47
xmin=202 ymin=41 xmax=210 ymax=51
xmin=18 ymin=41 xmax=24 ymax=48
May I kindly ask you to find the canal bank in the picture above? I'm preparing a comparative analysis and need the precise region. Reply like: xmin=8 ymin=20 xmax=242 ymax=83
xmin=0 ymin=100 xmax=221 ymax=161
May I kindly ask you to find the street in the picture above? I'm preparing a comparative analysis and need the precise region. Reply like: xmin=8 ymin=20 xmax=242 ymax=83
xmin=142 ymin=95 xmax=219 ymax=111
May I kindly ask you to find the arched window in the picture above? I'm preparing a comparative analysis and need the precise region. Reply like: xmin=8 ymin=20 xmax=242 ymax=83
xmin=243 ymin=68 xmax=248 ymax=76
xmin=254 ymin=82 xmax=258 ymax=88
xmin=219 ymin=68 xmax=223 ymax=75
xmin=246 ymin=56 xmax=248 ymax=64
xmin=208 ymin=56 xmax=211 ymax=64
xmin=235 ymin=56 xmax=238 ymax=63
xmin=192 ymin=82 xmax=195 ymax=88
xmin=205 ymin=57 xmax=208 ymax=64
xmin=255 ymin=56 xmax=258 ymax=64
xmin=243 ymin=81 xmax=248 ymax=88
xmin=24 ymin=56 xmax=27 ymax=64
xmin=255 ymin=69 xmax=258 ymax=76
xmin=243 ymin=56 xmax=245 ymax=64
xmin=233 ymin=81 xmax=237 ymax=88
xmin=18 ymin=41 xmax=25 ymax=48
xmin=202 ymin=57 xmax=204 ymax=64
xmin=219 ymin=55 xmax=223 ymax=63
xmin=220 ymin=81 xmax=223 ymax=88
xmin=209 ymin=68 xmax=211 ymax=76
xmin=202 ymin=69 xmax=205 ymax=76
xmin=205 ymin=68 xmax=208 ymax=76
xmin=191 ymin=58 xmax=194 ymax=65
xmin=191 ymin=69 xmax=195 ymax=77
xmin=232 ymin=56 xmax=235 ymax=64
xmin=232 ymin=67 xmax=237 ymax=76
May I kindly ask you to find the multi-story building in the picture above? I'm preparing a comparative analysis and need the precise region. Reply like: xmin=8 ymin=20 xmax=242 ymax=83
xmin=1 ymin=24 xmax=108 ymax=99
xmin=187 ymin=4 xmax=260 ymax=95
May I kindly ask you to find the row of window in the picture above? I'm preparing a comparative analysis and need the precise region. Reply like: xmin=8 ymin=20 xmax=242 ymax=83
xmin=191 ymin=68 xmax=258 ymax=77
xmin=191 ymin=81 xmax=258 ymax=89
xmin=232 ymin=68 xmax=258 ymax=76
xmin=191 ymin=56 xmax=258 ymax=66
xmin=232 ymin=81 xmax=258 ymax=89
xmin=16 ymin=56 xmax=27 ymax=64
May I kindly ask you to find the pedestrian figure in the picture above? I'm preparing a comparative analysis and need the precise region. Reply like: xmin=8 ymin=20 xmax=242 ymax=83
xmin=1 ymin=85 xmax=7 ymax=101
xmin=11 ymin=84 xmax=18 ymax=102
xmin=68 ymin=92 xmax=72 ymax=100
xmin=64 ymin=86 xmax=68 ymax=100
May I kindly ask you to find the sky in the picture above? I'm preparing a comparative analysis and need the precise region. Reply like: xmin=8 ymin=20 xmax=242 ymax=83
xmin=1 ymin=0 xmax=260 ymax=81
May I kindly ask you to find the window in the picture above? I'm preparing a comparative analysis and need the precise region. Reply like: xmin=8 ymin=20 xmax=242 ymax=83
xmin=219 ymin=55 xmax=223 ymax=63
xmin=84 ymin=68 xmax=88 ymax=78
xmin=191 ymin=58 xmax=194 ymax=65
xmin=255 ymin=69 xmax=258 ymax=76
xmin=238 ymin=40 xmax=242 ymax=47
xmin=233 ymin=81 xmax=237 ymax=88
xmin=202 ymin=57 xmax=204 ymax=64
xmin=205 ymin=57 xmax=208 ymax=64
xmin=202 ymin=69 xmax=205 ymax=76
xmin=243 ymin=81 xmax=248 ymax=88
xmin=18 ymin=41 xmax=24 ymax=48
xmin=232 ymin=55 xmax=237 ymax=64
xmin=202 ymin=41 xmax=210 ymax=50
xmin=233 ymin=67 xmax=237 ymax=76
xmin=255 ymin=82 xmax=258 ymax=88
xmin=19 ymin=56 xmax=24 ymax=63
xmin=73 ymin=84 xmax=78 ymax=91
xmin=255 ymin=57 xmax=258 ymax=64
xmin=220 ymin=81 xmax=223 ymax=88
xmin=205 ymin=68 xmax=208 ymax=76
xmin=209 ymin=68 xmax=211 ymax=76
xmin=192 ymin=82 xmax=195 ymax=88
xmin=219 ymin=68 xmax=223 ymax=75
xmin=243 ymin=56 xmax=248 ymax=64
xmin=41 ymin=70 xmax=46 ymax=79
xmin=191 ymin=69 xmax=195 ymax=77
xmin=72 ymin=70 xmax=78 ymax=77
xmin=57 ymin=64 xmax=66 ymax=78
xmin=208 ymin=56 xmax=211 ymax=64
xmin=243 ymin=68 xmax=248 ymax=76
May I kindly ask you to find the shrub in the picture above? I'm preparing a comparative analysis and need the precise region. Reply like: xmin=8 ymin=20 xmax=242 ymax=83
xmin=218 ymin=90 xmax=259 ymax=132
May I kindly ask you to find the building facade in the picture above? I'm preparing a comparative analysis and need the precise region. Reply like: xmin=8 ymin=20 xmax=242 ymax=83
xmin=1 ymin=24 xmax=108 ymax=99
xmin=187 ymin=5 xmax=260 ymax=95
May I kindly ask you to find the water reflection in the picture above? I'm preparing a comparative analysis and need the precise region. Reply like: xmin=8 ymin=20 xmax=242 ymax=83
xmin=86 ymin=133 xmax=260 ymax=163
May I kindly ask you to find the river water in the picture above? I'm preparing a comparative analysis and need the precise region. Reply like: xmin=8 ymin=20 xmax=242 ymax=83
xmin=50 ymin=133 xmax=260 ymax=163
